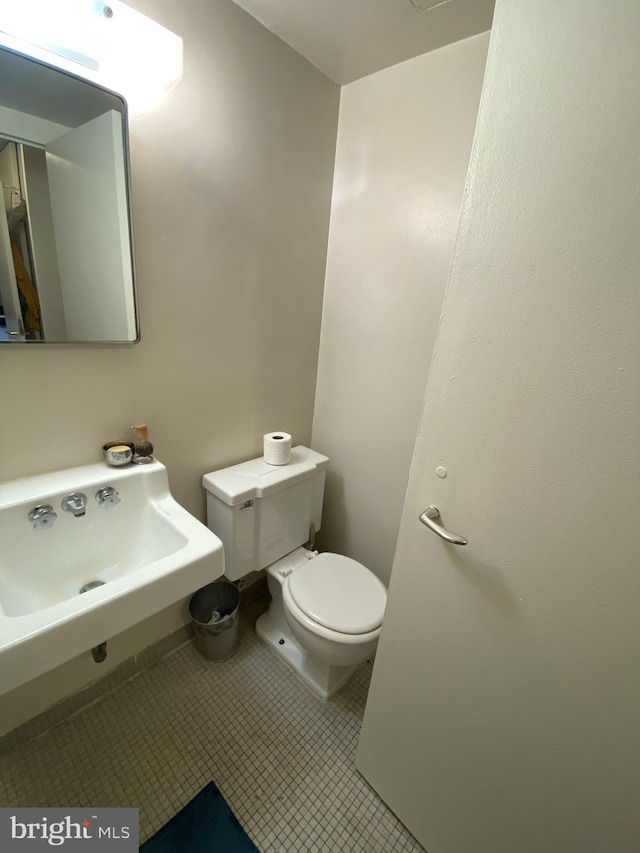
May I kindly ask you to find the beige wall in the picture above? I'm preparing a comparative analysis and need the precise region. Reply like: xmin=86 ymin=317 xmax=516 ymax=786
xmin=0 ymin=0 xmax=338 ymax=734
xmin=0 ymin=0 xmax=338 ymax=497
xmin=312 ymin=33 xmax=489 ymax=586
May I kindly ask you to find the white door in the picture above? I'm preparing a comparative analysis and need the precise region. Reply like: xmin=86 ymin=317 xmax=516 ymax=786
xmin=356 ymin=2 xmax=640 ymax=852
xmin=0 ymin=196 xmax=25 ymax=340
xmin=46 ymin=110 xmax=135 ymax=341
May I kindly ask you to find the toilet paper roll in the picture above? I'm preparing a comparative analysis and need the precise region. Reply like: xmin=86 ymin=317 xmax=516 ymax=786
xmin=263 ymin=432 xmax=292 ymax=466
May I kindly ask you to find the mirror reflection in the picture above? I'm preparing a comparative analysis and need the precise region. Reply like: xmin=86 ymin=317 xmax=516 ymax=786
xmin=0 ymin=48 xmax=138 ymax=343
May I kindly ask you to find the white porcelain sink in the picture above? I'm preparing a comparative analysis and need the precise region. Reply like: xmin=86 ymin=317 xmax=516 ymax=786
xmin=0 ymin=459 xmax=223 ymax=694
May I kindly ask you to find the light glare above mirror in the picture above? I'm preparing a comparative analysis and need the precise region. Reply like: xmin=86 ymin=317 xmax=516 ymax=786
xmin=0 ymin=47 xmax=138 ymax=343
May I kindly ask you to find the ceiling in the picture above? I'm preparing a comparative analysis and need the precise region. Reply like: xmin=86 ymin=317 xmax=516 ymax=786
xmin=231 ymin=0 xmax=495 ymax=85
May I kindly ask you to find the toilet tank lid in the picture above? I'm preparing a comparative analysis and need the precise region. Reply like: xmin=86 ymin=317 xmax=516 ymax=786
xmin=202 ymin=445 xmax=329 ymax=506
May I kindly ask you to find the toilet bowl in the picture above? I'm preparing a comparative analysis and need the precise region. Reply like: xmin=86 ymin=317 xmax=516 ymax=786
xmin=255 ymin=548 xmax=386 ymax=700
xmin=283 ymin=551 xmax=385 ymax=665
xmin=203 ymin=445 xmax=388 ymax=700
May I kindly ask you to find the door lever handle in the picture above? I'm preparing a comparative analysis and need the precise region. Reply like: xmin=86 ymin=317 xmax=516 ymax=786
xmin=419 ymin=506 xmax=467 ymax=545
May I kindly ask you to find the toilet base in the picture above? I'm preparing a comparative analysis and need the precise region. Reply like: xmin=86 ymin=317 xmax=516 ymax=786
xmin=255 ymin=606 xmax=358 ymax=702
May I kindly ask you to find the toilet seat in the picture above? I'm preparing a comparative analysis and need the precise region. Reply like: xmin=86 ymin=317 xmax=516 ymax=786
xmin=287 ymin=553 xmax=387 ymax=635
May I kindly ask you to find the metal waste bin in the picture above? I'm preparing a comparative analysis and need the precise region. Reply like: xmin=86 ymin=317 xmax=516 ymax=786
xmin=189 ymin=580 xmax=240 ymax=661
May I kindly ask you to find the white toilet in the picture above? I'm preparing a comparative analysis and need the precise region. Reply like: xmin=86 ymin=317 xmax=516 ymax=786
xmin=203 ymin=446 xmax=387 ymax=700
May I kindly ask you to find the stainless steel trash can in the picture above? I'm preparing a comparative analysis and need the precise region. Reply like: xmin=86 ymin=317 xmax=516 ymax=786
xmin=189 ymin=580 xmax=240 ymax=661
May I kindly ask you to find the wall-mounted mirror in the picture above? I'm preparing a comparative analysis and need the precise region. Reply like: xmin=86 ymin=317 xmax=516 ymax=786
xmin=0 ymin=47 xmax=138 ymax=343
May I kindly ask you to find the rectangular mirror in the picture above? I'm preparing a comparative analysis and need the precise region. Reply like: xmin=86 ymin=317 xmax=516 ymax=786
xmin=0 ymin=47 xmax=138 ymax=343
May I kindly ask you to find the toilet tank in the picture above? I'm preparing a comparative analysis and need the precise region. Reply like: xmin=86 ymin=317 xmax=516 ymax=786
xmin=202 ymin=446 xmax=329 ymax=581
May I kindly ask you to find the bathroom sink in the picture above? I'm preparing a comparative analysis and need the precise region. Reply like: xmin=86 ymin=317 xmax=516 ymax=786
xmin=0 ymin=459 xmax=223 ymax=694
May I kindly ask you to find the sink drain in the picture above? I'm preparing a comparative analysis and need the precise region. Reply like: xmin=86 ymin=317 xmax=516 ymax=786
xmin=79 ymin=580 xmax=105 ymax=594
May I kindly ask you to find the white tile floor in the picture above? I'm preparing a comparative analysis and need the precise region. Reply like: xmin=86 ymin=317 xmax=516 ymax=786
xmin=0 ymin=598 xmax=425 ymax=852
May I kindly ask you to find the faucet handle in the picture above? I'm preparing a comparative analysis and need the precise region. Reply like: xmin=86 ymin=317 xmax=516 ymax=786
xmin=28 ymin=504 xmax=58 ymax=529
xmin=95 ymin=486 xmax=121 ymax=510
xmin=61 ymin=492 xmax=88 ymax=517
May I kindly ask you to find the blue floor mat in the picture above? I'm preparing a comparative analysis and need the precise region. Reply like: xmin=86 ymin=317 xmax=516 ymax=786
xmin=140 ymin=782 xmax=259 ymax=852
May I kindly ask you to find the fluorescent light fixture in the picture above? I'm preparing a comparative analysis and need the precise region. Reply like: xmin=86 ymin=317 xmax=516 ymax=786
xmin=0 ymin=0 xmax=183 ymax=112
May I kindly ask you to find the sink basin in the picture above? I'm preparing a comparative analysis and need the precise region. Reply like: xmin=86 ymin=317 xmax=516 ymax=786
xmin=0 ymin=459 xmax=224 ymax=694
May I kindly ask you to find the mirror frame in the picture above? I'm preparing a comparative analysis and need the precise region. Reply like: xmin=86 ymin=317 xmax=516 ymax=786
xmin=0 ymin=45 xmax=139 ymax=345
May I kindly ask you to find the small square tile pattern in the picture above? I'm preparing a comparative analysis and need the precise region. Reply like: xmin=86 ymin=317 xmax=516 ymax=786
xmin=0 ymin=598 xmax=425 ymax=852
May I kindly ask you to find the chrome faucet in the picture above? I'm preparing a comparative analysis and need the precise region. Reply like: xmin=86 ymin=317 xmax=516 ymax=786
xmin=95 ymin=486 xmax=121 ymax=509
xmin=61 ymin=492 xmax=88 ymax=517
xmin=28 ymin=504 xmax=58 ymax=530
